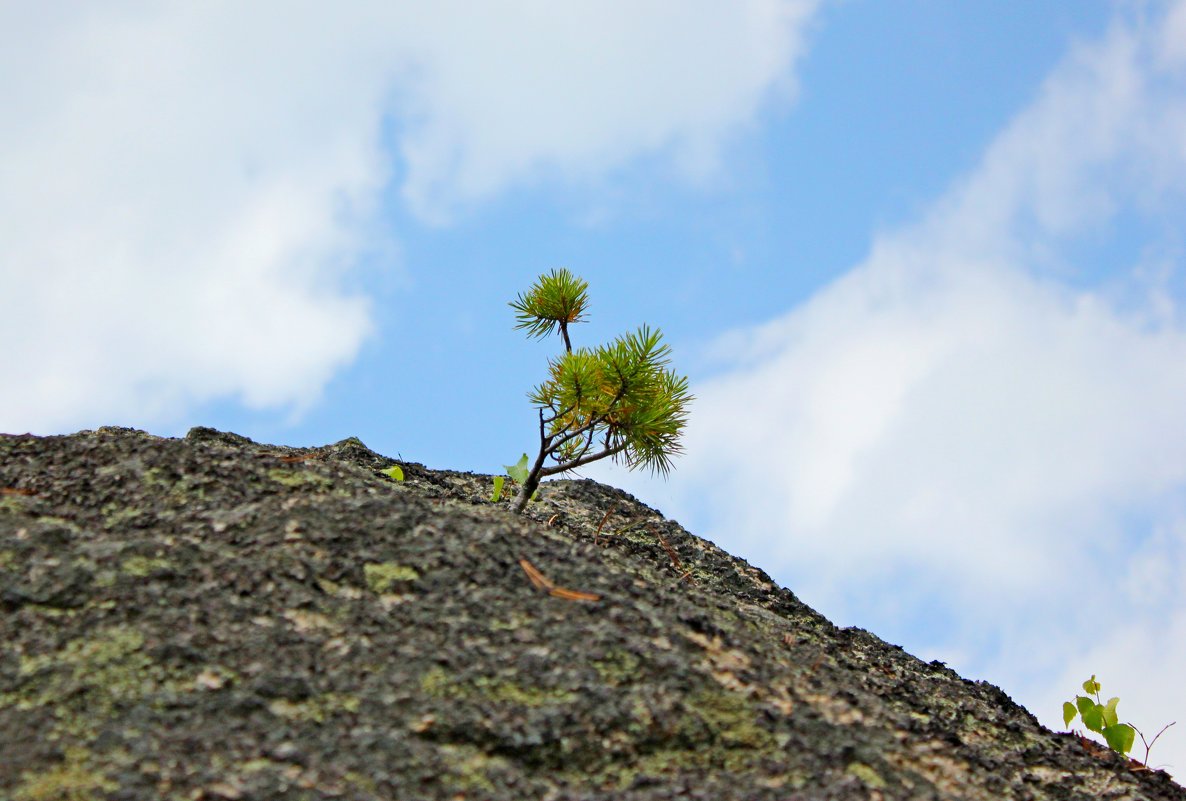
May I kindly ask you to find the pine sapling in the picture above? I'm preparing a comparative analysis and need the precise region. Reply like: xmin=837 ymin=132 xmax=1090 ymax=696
xmin=509 ymin=269 xmax=692 ymax=513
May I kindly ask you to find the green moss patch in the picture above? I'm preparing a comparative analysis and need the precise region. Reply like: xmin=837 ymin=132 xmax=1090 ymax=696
xmin=2 ymin=626 xmax=189 ymax=741
xmin=363 ymin=561 xmax=420 ymax=592
xmin=13 ymin=748 xmax=115 ymax=801
xmin=119 ymin=555 xmax=173 ymax=578
xmin=268 ymin=692 xmax=361 ymax=724
xmin=420 ymin=667 xmax=577 ymax=707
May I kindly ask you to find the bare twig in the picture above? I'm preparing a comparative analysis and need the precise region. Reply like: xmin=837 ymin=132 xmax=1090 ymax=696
xmin=652 ymin=523 xmax=696 ymax=586
xmin=519 ymin=558 xmax=551 ymax=591
xmin=537 ymin=443 xmax=627 ymax=477
xmin=518 ymin=558 xmax=601 ymax=602
xmin=279 ymin=454 xmax=316 ymax=463
xmin=548 ymin=586 xmax=601 ymax=602
xmin=593 ymin=503 xmax=620 ymax=546
xmin=653 ymin=525 xmax=682 ymax=569
xmin=1134 ymin=721 xmax=1176 ymax=767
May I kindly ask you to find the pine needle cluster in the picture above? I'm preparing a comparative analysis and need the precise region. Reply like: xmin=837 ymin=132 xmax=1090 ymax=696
xmin=509 ymin=269 xmax=692 ymax=513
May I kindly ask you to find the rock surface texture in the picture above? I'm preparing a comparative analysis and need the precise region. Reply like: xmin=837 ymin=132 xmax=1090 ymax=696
xmin=0 ymin=426 xmax=1181 ymax=801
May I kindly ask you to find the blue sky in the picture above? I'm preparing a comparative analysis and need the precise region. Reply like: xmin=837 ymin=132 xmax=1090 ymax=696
xmin=5 ymin=0 xmax=1186 ymax=775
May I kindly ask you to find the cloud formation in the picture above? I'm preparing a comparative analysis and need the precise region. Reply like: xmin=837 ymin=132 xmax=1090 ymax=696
xmin=0 ymin=1 xmax=819 ymax=433
xmin=617 ymin=0 xmax=1186 ymax=762
xmin=391 ymin=0 xmax=820 ymax=220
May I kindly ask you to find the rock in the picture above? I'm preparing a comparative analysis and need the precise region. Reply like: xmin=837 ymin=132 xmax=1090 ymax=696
xmin=0 ymin=427 xmax=1181 ymax=800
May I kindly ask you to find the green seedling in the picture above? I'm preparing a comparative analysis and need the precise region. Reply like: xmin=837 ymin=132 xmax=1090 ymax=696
xmin=1063 ymin=675 xmax=1174 ymax=765
xmin=509 ymin=269 xmax=692 ymax=514
xmin=491 ymin=455 xmax=537 ymax=504
xmin=1063 ymin=675 xmax=1135 ymax=755
xmin=380 ymin=465 xmax=404 ymax=481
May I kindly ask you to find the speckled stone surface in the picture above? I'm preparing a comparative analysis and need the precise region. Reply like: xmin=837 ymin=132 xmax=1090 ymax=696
xmin=1 ymin=427 xmax=1181 ymax=800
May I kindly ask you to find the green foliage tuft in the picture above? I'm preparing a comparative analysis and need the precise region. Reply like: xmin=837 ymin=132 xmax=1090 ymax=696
xmin=510 ymin=268 xmax=589 ymax=348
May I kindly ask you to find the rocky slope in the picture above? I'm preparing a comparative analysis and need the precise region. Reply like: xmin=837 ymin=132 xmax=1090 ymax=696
xmin=0 ymin=426 xmax=1181 ymax=800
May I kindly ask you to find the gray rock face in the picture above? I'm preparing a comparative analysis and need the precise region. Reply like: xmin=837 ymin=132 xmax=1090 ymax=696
xmin=0 ymin=426 xmax=1180 ymax=800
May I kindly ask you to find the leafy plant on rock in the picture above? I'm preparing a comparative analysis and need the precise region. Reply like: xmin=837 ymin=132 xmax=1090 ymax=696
xmin=1063 ymin=674 xmax=1174 ymax=766
xmin=508 ymin=268 xmax=692 ymax=514
xmin=490 ymin=455 xmax=532 ymax=503
xmin=1064 ymin=675 xmax=1136 ymax=756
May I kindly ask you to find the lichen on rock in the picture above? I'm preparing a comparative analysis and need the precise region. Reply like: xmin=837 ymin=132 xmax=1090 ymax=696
xmin=0 ymin=427 xmax=1181 ymax=800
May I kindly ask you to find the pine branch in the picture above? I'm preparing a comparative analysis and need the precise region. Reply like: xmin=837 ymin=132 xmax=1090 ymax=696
xmin=538 ymin=443 xmax=628 ymax=477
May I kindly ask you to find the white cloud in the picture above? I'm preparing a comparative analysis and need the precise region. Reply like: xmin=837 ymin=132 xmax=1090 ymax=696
xmin=0 ymin=1 xmax=820 ymax=434
xmin=600 ymin=0 xmax=1186 ymax=773
xmin=1 ymin=4 xmax=393 ymax=431
xmin=392 ymin=0 xmax=820 ymax=220
xmin=681 ymin=251 xmax=1186 ymax=617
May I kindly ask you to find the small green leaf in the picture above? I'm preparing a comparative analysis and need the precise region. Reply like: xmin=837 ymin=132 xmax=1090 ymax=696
xmin=1083 ymin=675 xmax=1101 ymax=695
xmin=506 ymin=454 xmax=530 ymax=485
xmin=381 ymin=465 xmax=405 ymax=481
xmin=1081 ymin=704 xmax=1105 ymax=734
xmin=1102 ymin=697 xmax=1120 ymax=729
xmin=491 ymin=475 xmax=504 ymax=502
xmin=1063 ymin=702 xmax=1077 ymax=728
xmin=1103 ymin=723 xmax=1135 ymax=755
